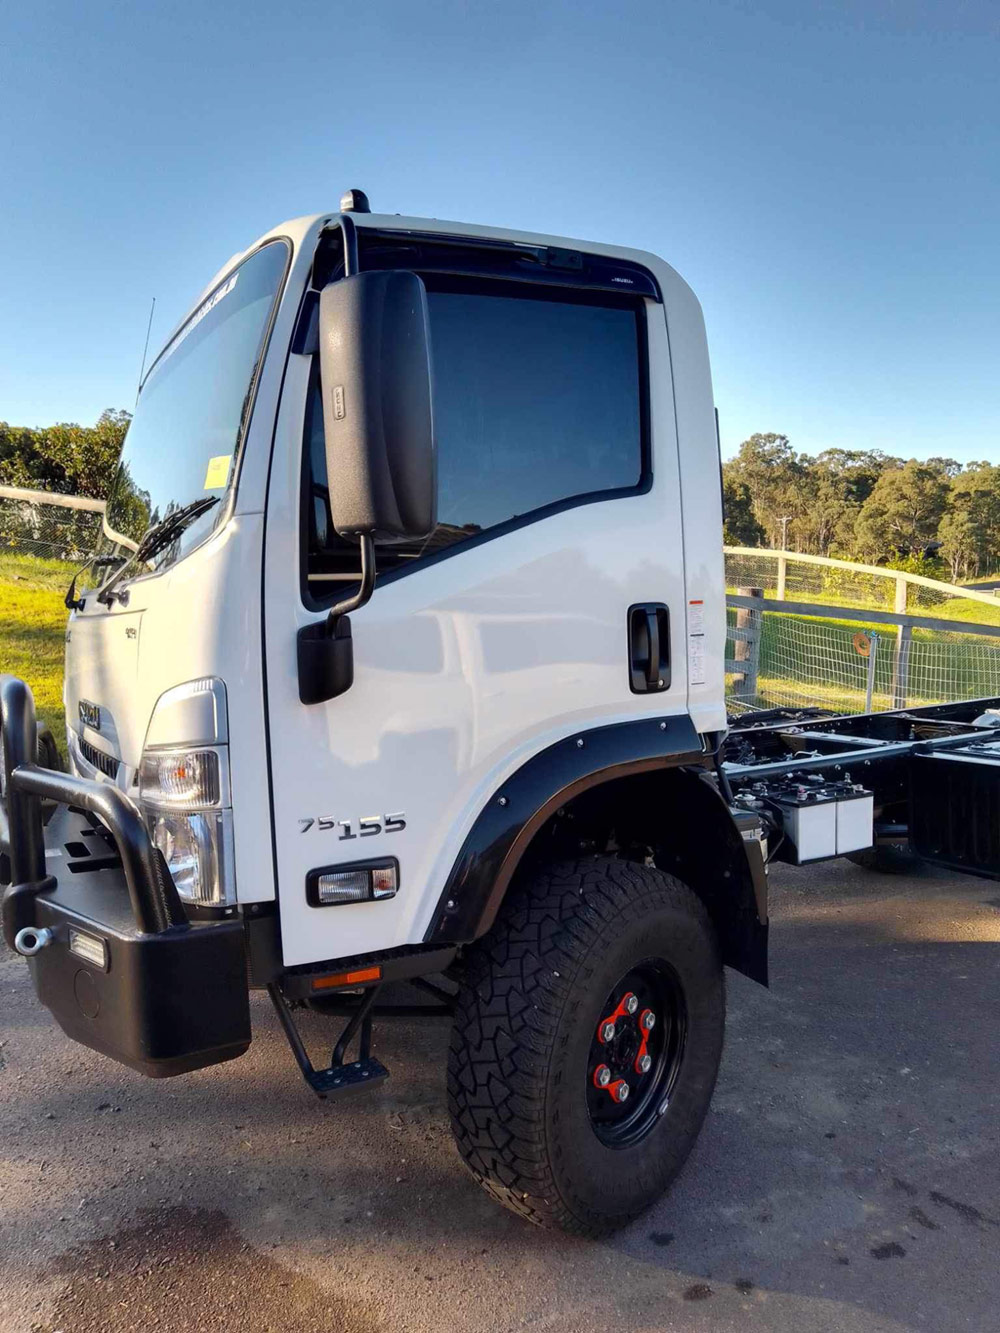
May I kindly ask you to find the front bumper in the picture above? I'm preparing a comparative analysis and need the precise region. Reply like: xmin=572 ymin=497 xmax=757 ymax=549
xmin=1 ymin=676 xmax=250 ymax=1077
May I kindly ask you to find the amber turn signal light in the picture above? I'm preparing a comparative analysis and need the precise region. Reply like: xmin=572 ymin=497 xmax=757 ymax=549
xmin=311 ymin=964 xmax=382 ymax=992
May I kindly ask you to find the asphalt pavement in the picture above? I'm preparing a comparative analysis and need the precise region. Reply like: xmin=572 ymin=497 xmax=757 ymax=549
xmin=2 ymin=858 xmax=998 ymax=1333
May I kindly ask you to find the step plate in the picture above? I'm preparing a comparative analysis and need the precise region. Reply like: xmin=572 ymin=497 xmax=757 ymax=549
xmin=307 ymin=1056 xmax=389 ymax=1098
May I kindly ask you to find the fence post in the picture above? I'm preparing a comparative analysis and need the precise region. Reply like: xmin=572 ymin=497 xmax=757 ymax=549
xmin=895 ymin=575 xmax=907 ymax=614
xmin=776 ymin=554 xmax=787 ymax=601
xmin=892 ymin=622 xmax=912 ymax=709
xmin=865 ymin=633 xmax=879 ymax=713
xmin=733 ymin=586 xmax=762 ymax=703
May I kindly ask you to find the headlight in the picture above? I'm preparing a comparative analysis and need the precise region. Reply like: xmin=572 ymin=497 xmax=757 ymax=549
xmin=138 ymin=680 xmax=235 ymax=907
xmin=145 ymin=808 xmax=234 ymax=907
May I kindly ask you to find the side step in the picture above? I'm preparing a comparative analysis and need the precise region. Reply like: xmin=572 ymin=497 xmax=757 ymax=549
xmin=267 ymin=981 xmax=389 ymax=1098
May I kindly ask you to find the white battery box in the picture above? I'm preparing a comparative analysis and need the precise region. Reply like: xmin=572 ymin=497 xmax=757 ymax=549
xmin=761 ymin=776 xmax=874 ymax=865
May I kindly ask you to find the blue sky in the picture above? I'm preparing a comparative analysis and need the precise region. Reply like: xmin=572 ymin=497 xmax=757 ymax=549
xmin=2 ymin=0 xmax=997 ymax=462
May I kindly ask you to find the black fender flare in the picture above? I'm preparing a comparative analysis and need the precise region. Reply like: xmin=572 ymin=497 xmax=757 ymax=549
xmin=424 ymin=714 xmax=703 ymax=945
xmin=649 ymin=767 xmax=769 ymax=984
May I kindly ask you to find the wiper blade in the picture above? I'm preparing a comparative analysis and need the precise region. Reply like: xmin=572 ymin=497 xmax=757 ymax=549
xmin=135 ymin=495 xmax=219 ymax=563
xmin=96 ymin=496 xmax=219 ymax=606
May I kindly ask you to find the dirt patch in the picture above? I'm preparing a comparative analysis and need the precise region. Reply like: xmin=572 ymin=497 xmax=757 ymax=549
xmin=35 ymin=1206 xmax=381 ymax=1333
xmin=870 ymin=1242 xmax=906 ymax=1260
xmin=929 ymin=1191 xmax=1000 ymax=1229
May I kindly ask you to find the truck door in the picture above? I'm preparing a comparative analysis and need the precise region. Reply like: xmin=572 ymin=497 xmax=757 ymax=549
xmin=263 ymin=262 xmax=689 ymax=967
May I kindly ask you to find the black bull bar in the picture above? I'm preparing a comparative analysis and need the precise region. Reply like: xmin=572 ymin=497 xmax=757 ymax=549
xmin=1 ymin=675 xmax=250 ymax=1076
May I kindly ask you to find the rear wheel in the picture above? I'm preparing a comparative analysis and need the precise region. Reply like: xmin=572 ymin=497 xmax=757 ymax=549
xmin=447 ymin=856 xmax=725 ymax=1235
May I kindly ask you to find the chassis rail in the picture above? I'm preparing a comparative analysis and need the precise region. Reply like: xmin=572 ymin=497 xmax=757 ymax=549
xmin=724 ymin=696 xmax=1000 ymax=876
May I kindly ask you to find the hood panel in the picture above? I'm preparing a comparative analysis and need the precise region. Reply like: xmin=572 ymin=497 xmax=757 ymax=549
xmin=64 ymin=609 xmax=145 ymax=763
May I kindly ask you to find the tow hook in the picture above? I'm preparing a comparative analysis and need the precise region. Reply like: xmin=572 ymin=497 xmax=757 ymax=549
xmin=13 ymin=927 xmax=54 ymax=956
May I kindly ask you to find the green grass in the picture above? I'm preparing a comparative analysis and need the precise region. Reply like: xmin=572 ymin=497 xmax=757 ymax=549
xmin=918 ymin=594 xmax=1000 ymax=626
xmin=0 ymin=549 xmax=77 ymax=592
xmin=0 ymin=555 xmax=69 ymax=750
xmin=727 ymin=583 xmax=1000 ymax=628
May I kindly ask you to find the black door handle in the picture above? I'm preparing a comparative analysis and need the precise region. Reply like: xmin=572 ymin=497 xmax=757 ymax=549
xmin=643 ymin=609 xmax=660 ymax=691
xmin=628 ymin=604 xmax=670 ymax=694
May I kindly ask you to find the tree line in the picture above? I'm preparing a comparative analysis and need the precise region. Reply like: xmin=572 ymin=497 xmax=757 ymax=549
xmin=3 ymin=413 xmax=998 ymax=583
xmin=723 ymin=433 xmax=1000 ymax=582
xmin=0 ymin=409 xmax=131 ymax=498
xmin=0 ymin=410 xmax=133 ymax=560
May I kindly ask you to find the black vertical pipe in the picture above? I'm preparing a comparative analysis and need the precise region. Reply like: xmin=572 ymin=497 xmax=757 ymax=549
xmin=0 ymin=675 xmax=45 ymax=885
xmin=340 ymin=212 xmax=359 ymax=277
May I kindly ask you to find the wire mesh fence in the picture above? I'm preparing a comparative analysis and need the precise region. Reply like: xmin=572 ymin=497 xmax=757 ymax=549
xmin=725 ymin=548 xmax=1000 ymax=715
xmin=0 ymin=489 xmax=103 ymax=573
xmin=726 ymin=605 xmax=1000 ymax=716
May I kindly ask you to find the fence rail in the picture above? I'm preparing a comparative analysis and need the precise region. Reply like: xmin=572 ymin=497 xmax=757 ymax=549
xmin=0 ymin=486 xmax=105 ymax=565
xmin=724 ymin=546 xmax=1000 ymax=620
xmin=0 ymin=484 xmax=105 ymax=513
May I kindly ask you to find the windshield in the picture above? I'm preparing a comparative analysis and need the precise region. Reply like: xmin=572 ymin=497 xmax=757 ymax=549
xmin=101 ymin=239 xmax=290 ymax=572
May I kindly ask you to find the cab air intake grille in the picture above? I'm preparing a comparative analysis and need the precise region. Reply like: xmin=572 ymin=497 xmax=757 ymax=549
xmin=79 ymin=736 xmax=119 ymax=779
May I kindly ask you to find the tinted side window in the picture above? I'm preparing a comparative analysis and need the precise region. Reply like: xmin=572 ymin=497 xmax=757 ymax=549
xmin=305 ymin=284 xmax=645 ymax=587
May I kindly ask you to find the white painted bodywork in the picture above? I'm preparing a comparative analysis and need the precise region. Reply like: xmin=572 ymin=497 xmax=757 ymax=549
xmin=63 ymin=209 xmax=726 ymax=969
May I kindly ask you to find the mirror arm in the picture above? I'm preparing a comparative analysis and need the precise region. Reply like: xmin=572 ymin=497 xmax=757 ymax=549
xmin=296 ymin=533 xmax=376 ymax=706
xmin=326 ymin=533 xmax=376 ymax=627
xmin=340 ymin=212 xmax=359 ymax=277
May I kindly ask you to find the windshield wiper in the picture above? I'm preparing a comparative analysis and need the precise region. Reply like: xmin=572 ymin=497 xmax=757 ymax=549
xmin=135 ymin=495 xmax=220 ymax=564
xmin=65 ymin=554 xmax=127 ymax=610
xmin=96 ymin=496 xmax=219 ymax=606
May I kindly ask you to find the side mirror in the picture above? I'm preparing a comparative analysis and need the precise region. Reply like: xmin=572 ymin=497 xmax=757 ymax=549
xmin=318 ymin=269 xmax=436 ymax=541
xmin=298 ymin=270 xmax=436 ymax=706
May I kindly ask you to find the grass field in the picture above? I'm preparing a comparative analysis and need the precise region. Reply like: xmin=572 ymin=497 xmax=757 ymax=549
xmin=0 ymin=552 xmax=71 ymax=749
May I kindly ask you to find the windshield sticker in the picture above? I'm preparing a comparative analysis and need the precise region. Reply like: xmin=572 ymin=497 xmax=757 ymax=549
xmin=159 ymin=271 xmax=240 ymax=369
xmin=203 ymin=454 xmax=233 ymax=490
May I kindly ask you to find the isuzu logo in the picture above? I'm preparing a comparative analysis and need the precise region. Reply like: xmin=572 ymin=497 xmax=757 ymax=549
xmin=78 ymin=699 xmax=101 ymax=731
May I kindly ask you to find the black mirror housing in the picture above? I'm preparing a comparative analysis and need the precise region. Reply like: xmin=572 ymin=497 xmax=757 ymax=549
xmin=318 ymin=270 xmax=436 ymax=541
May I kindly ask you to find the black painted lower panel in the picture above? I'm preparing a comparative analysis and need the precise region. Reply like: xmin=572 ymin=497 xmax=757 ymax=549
xmin=425 ymin=713 xmax=704 ymax=944
xmin=26 ymin=871 xmax=250 ymax=1077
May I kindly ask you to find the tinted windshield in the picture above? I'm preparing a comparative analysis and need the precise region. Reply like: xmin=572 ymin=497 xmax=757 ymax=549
xmin=102 ymin=239 xmax=289 ymax=570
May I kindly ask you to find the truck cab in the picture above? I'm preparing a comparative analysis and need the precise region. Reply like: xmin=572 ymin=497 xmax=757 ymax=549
xmin=2 ymin=196 xmax=768 ymax=1236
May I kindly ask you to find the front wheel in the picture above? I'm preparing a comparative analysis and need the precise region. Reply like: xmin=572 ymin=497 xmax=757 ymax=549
xmin=447 ymin=857 xmax=725 ymax=1236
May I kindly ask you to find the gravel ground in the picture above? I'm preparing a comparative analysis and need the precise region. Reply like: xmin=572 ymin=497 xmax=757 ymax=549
xmin=1 ymin=859 xmax=998 ymax=1333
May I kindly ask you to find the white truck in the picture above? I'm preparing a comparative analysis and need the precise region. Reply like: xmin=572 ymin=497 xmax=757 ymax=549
xmin=5 ymin=191 xmax=1000 ymax=1236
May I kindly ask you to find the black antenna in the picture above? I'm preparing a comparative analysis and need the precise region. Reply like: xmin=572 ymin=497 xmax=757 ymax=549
xmin=136 ymin=296 xmax=156 ymax=402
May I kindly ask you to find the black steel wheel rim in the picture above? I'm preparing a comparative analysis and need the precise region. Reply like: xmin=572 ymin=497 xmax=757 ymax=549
xmin=585 ymin=958 xmax=687 ymax=1148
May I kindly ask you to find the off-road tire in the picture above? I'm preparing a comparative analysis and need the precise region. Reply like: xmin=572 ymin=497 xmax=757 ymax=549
xmin=447 ymin=856 xmax=725 ymax=1235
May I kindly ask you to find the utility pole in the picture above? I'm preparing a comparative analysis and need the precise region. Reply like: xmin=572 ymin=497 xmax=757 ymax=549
xmin=779 ymin=514 xmax=793 ymax=550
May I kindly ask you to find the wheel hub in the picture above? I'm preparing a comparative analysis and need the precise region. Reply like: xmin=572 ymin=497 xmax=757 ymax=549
xmin=585 ymin=962 xmax=686 ymax=1148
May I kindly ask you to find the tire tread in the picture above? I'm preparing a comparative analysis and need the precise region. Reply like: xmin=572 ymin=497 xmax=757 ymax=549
xmin=447 ymin=856 xmax=715 ymax=1235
